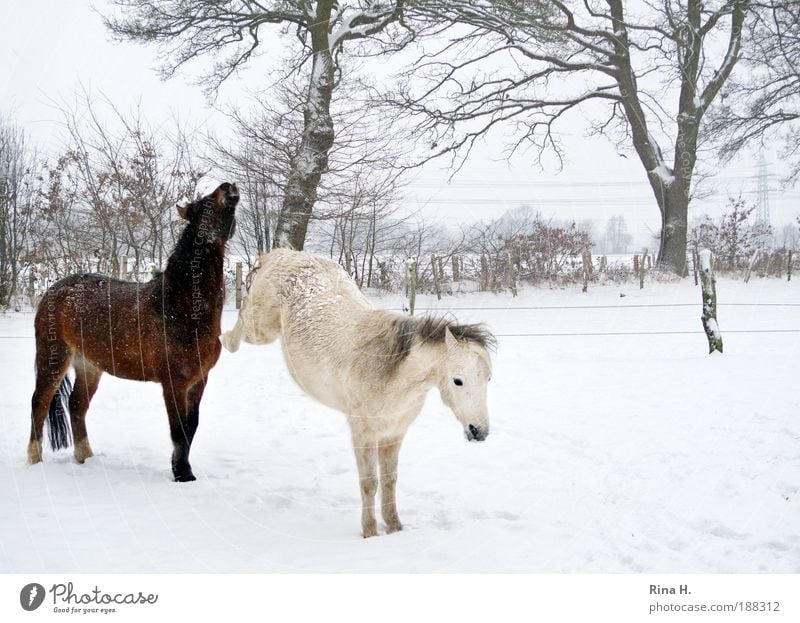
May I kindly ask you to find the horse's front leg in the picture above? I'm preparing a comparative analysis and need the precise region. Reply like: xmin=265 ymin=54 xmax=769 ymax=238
xmin=378 ymin=435 xmax=405 ymax=534
xmin=352 ymin=435 xmax=379 ymax=538
xmin=163 ymin=380 xmax=203 ymax=482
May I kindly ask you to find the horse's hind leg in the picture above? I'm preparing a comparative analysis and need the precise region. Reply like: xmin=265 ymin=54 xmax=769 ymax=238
xmin=163 ymin=380 xmax=203 ymax=482
xmin=69 ymin=355 xmax=103 ymax=464
xmin=378 ymin=435 xmax=405 ymax=534
xmin=28 ymin=340 xmax=72 ymax=464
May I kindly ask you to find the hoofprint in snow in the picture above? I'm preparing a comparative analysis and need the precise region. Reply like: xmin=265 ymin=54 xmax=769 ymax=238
xmin=0 ymin=278 xmax=798 ymax=572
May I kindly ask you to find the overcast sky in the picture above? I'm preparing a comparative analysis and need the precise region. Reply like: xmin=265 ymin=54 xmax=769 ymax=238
xmin=3 ymin=1 xmax=797 ymax=247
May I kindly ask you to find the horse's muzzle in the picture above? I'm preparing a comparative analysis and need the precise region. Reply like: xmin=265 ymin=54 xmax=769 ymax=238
xmin=466 ymin=423 xmax=488 ymax=442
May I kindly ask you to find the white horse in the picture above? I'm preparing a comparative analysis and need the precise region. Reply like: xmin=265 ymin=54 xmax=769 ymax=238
xmin=222 ymin=248 xmax=495 ymax=537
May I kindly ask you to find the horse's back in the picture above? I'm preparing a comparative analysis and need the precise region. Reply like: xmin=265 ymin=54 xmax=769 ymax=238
xmin=243 ymin=249 xmax=372 ymax=409
xmin=36 ymin=273 xmax=144 ymax=330
xmin=35 ymin=273 xmax=165 ymax=380
xmin=245 ymin=249 xmax=367 ymax=334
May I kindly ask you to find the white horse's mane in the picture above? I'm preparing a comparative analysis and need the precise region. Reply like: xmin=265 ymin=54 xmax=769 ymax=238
xmin=382 ymin=314 xmax=496 ymax=373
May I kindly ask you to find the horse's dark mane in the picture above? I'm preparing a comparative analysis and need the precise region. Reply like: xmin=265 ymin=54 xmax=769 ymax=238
xmin=152 ymin=212 xmax=226 ymax=315
xmin=386 ymin=314 xmax=496 ymax=371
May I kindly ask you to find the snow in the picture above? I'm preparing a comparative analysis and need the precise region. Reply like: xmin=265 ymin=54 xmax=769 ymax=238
xmin=1 ymin=277 xmax=798 ymax=572
xmin=699 ymin=249 xmax=714 ymax=273
xmin=651 ymin=162 xmax=675 ymax=186
xmin=193 ymin=174 xmax=225 ymax=199
xmin=329 ymin=4 xmax=396 ymax=51
xmin=706 ymin=317 xmax=721 ymax=341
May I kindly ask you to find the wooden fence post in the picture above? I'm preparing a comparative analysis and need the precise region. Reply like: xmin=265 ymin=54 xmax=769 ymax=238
xmin=639 ymin=248 xmax=648 ymax=289
xmin=480 ymin=255 xmax=489 ymax=291
xmin=699 ymin=249 xmax=723 ymax=354
xmin=633 ymin=254 xmax=640 ymax=277
xmin=28 ymin=268 xmax=36 ymax=306
xmin=452 ymin=255 xmax=461 ymax=282
xmin=379 ymin=261 xmax=389 ymax=291
xmin=743 ymin=249 xmax=761 ymax=284
xmin=692 ymin=250 xmax=699 ymax=286
xmin=235 ymin=261 xmax=243 ymax=309
xmin=506 ymin=252 xmax=518 ymax=297
xmin=581 ymin=251 xmax=590 ymax=293
xmin=406 ymin=260 xmax=417 ymax=316
xmin=788 ymin=250 xmax=793 ymax=282
xmin=431 ymin=254 xmax=442 ymax=301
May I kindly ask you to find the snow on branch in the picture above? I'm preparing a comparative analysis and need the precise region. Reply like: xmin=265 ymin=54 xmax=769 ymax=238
xmin=330 ymin=1 xmax=406 ymax=50
xmin=651 ymin=162 xmax=675 ymax=186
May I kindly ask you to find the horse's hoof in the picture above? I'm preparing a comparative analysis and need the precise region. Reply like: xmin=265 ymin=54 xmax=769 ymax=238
xmin=74 ymin=440 xmax=94 ymax=464
xmin=362 ymin=525 xmax=379 ymax=539
xmin=27 ymin=441 xmax=43 ymax=464
xmin=385 ymin=521 xmax=403 ymax=534
xmin=174 ymin=472 xmax=196 ymax=482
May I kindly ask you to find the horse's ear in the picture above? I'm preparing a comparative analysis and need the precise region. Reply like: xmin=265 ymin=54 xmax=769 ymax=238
xmin=445 ymin=327 xmax=460 ymax=353
xmin=176 ymin=202 xmax=190 ymax=220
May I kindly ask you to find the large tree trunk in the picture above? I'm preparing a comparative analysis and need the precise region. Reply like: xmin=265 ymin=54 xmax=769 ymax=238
xmin=658 ymin=119 xmax=699 ymax=275
xmin=658 ymin=189 xmax=690 ymax=275
xmin=608 ymin=0 xmax=743 ymax=276
xmin=273 ymin=1 xmax=336 ymax=250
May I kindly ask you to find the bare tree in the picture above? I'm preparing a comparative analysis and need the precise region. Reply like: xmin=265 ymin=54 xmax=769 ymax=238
xmin=63 ymin=95 xmax=203 ymax=276
xmin=603 ymin=215 xmax=632 ymax=254
xmin=0 ymin=116 xmax=38 ymax=306
xmin=105 ymin=0 xmax=411 ymax=251
xmin=34 ymin=154 xmax=95 ymax=279
xmin=313 ymin=166 xmax=407 ymax=286
xmin=390 ymin=0 xmax=750 ymax=274
xmin=467 ymin=206 xmax=592 ymax=285
xmin=708 ymin=2 xmax=800 ymax=182
xmin=688 ymin=196 xmax=771 ymax=270
xmin=34 ymin=92 xmax=202 ymax=280
xmin=389 ymin=215 xmax=466 ymax=291
xmin=213 ymin=71 xmax=412 ymax=271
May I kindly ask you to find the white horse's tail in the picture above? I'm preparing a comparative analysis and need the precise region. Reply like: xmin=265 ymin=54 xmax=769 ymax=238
xmin=221 ymin=253 xmax=274 ymax=352
xmin=221 ymin=313 xmax=245 ymax=352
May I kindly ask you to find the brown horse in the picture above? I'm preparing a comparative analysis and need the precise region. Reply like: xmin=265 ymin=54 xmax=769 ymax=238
xmin=27 ymin=182 xmax=239 ymax=481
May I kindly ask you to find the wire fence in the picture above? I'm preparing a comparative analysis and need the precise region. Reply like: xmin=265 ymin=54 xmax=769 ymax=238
xmin=395 ymin=300 xmax=800 ymax=338
xmin=3 ymin=328 xmax=798 ymax=340
xmin=2 ymin=301 xmax=798 ymax=340
xmin=413 ymin=303 xmax=800 ymax=311
xmin=494 ymin=329 xmax=800 ymax=338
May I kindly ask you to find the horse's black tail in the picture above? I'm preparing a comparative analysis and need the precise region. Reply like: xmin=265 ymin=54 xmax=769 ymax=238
xmin=47 ymin=375 xmax=73 ymax=451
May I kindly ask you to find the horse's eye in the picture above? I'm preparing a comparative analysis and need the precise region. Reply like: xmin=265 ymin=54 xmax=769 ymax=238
xmin=453 ymin=378 xmax=463 ymax=386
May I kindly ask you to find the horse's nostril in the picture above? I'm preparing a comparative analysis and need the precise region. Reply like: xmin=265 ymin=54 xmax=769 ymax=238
xmin=466 ymin=423 xmax=487 ymax=442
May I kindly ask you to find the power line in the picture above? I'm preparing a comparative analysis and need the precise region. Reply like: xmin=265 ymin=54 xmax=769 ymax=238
xmin=404 ymin=189 xmax=796 ymax=207
xmin=406 ymin=174 xmax=779 ymax=190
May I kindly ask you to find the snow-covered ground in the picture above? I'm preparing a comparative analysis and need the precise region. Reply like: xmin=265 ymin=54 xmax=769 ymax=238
xmin=1 ymin=277 xmax=798 ymax=572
